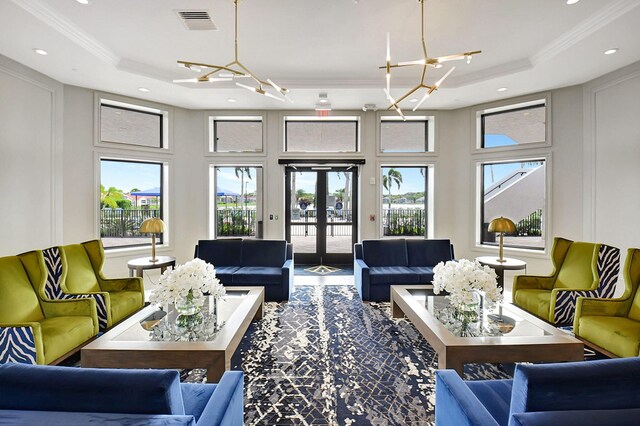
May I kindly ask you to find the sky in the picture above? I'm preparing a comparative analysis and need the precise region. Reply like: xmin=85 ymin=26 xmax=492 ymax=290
xmin=216 ymin=167 xmax=258 ymax=194
xmin=101 ymin=160 xmax=161 ymax=193
xmin=482 ymin=134 xmax=543 ymax=188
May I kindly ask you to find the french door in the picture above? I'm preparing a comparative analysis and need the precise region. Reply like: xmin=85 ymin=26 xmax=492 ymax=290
xmin=285 ymin=166 xmax=358 ymax=265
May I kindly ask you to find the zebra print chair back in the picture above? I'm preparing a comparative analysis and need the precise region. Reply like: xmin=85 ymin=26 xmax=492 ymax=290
xmin=42 ymin=247 xmax=109 ymax=331
xmin=553 ymin=243 xmax=620 ymax=325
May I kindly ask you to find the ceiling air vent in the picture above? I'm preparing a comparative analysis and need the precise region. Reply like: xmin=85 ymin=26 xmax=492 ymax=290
xmin=175 ymin=10 xmax=217 ymax=31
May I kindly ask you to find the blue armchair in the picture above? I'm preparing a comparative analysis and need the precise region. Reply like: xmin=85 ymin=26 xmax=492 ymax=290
xmin=195 ymin=238 xmax=293 ymax=301
xmin=435 ymin=357 xmax=640 ymax=426
xmin=0 ymin=363 xmax=244 ymax=425
xmin=354 ymin=238 xmax=454 ymax=301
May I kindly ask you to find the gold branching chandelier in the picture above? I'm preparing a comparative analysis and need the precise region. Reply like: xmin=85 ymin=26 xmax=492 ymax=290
xmin=382 ymin=0 xmax=481 ymax=117
xmin=173 ymin=0 xmax=291 ymax=102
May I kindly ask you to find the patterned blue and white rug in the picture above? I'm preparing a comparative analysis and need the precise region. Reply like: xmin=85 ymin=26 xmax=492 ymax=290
xmin=220 ymin=284 xmax=509 ymax=425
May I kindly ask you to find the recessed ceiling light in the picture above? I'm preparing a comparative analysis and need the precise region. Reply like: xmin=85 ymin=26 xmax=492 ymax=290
xmin=76 ymin=0 xmax=89 ymax=4
xmin=566 ymin=0 xmax=580 ymax=5
xmin=434 ymin=63 xmax=443 ymax=69
xmin=604 ymin=48 xmax=619 ymax=55
xmin=227 ymin=98 xmax=237 ymax=103
xmin=497 ymin=87 xmax=508 ymax=92
xmin=33 ymin=48 xmax=48 ymax=55
xmin=138 ymin=87 xmax=150 ymax=92
xmin=409 ymin=98 xmax=419 ymax=103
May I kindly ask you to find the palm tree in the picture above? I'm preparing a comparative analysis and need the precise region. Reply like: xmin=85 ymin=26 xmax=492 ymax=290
xmin=100 ymin=185 xmax=125 ymax=209
xmin=382 ymin=168 xmax=403 ymax=211
xmin=234 ymin=167 xmax=252 ymax=210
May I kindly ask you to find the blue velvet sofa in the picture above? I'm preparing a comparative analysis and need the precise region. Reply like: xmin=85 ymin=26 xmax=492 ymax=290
xmin=354 ymin=238 xmax=454 ymax=301
xmin=0 ymin=363 xmax=243 ymax=425
xmin=435 ymin=357 xmax=640 ymax=426
xmin=195 ymin=238 xmax=293 ymax=301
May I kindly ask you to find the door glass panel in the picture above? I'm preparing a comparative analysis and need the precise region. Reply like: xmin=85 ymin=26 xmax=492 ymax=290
xmin=326 ymin=171 xmax=354 ymax=254
xmin=289 ymin=171 xmax=317 ymax=253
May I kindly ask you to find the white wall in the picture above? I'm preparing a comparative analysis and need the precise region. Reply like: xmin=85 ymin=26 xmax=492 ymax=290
xmin=584 ymin=61 xmax=640 ymax=269
xmin=0 ymin=55 xmax=63 ymax=256
xmin=3 ymin=52 xmax=639 ymax=286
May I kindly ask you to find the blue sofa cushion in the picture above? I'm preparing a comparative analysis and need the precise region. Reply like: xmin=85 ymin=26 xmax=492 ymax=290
xmin=510 ymin=358 xmax=640 ymax=415
xmin=363 ymin=239 xmax=408 ymax=267
xmin=407 ymin=239 xmax=453 ymax=267
xmin=196 ymin=239 xmax=243 ymax=267
xmin=510 ymin=408 xmax=640 ymax=426
xmin=0 ymin=363 xmax=185 ymax=415
xmin=241 ymin=240 xmax=287 ymax=267
xmin=233 ymin=267 xmax=283 ymax=285
xmin=180 ymin=383 xmax=217 ymax=422
xmin=369 ymin=266 xmax=419 ymax=285
xmin=0 ymin=410 xmax=197 ymax=425
xmin=467 ymin=379 xmax=513 ymax=426
xmin=214 ymin=266 xmax=240 ymax=284
xmin=408 ymin=266 xmax=435 ymax=283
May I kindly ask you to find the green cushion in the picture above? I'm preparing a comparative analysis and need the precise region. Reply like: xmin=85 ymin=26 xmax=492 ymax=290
xmin=0 ymin=256 xmax=44 ymax=323
xmin=577 ymin=316 xmax=640 ymax=358
xmin=40 ymin=316 xmax=96 ymax=364
xmin=109 ymin=291 xmax=143 ymax=324
xmin=63 ymin=245 xmax=101 ymax=293
xmin=514 ymin=289 xmax=551 ymax=321
xmin=555 ymin=242 xmax=596 ymax=289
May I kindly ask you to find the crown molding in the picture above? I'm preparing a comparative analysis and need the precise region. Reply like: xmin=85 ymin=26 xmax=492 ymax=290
xmin=11 ymin=0 xmax=119 ymax=65
xmin=531 ymin=0 xmax=640 ymax=66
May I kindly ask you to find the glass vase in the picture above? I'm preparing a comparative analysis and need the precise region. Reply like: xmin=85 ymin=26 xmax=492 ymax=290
xmin=452 ymin=291 xmax=482 ymax=331
xmin=174 ymin=290 xmax=200 ymax=316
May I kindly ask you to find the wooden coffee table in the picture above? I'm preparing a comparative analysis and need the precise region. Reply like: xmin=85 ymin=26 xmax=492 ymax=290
xmin=82 ymin=287 xmax=264 ymax=382
xmin=390 ymin=285 xmax=583 ymax=376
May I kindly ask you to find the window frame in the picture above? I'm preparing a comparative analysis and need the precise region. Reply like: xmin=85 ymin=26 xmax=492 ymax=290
xmin=379 ymin=115 xmax=434 ymax=154
xmin=208 ymin=163 xmax=264 ymax=240
xmin=378 ymin=162 xmax=434 ymax=239
xmin=283 ymin=116 xmax=360 ymax=153
xmin=95 ymin=93 xmax=172 ymax=153
xmin=474 ymin=153 xmax=551 ymax=255
xmin=473 ymin=94 xmax=551 ymax=153
xmin=96 ymin=154 xmax=171 ymax=253
xmin=208 ymin=115 xmax=265 ymax=154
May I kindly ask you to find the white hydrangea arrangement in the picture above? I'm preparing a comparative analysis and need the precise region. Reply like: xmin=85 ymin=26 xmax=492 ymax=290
xmin=432 ymin=259 xmax=502 ymax=309
xmin=149 ymin=258 xmax=225 ymax=308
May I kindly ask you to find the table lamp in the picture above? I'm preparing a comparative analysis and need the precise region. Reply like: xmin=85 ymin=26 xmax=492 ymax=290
xmin=139 ymin=217 xmax=166 ymax=262
xmin=488 ymin=216 xmax=516 ymax=263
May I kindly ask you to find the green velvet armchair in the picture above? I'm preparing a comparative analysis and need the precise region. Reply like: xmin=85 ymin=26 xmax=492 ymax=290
xmin=52 ymin=240 xmax=144 ymax=330
xmin=574 ymin=248 xmax=640 ymax=357
xmin=513 ymin=237 xmax=620 ymax=325
xmin=0 ymin=252 xmax=98 ymax=365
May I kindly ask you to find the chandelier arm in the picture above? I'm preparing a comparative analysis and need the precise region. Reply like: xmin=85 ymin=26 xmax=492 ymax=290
xmin=236 ymin=61 xmax=267 ymax=86
xmin=420 ymin=0 xmax=427 ymax=59
xmin=393 ymin=85 xmax=424 ymax=106
xmin=179 ymin=61 xmax=245 ymax=76
xmin=419 ymin=64 xmax=427 ymax=85
xmin=234 ymin=0 xmax=239 ymax=61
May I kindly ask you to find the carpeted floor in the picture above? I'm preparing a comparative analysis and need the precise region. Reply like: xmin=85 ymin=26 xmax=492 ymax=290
xmin=216 ymin=284 xmax=510 ymax=426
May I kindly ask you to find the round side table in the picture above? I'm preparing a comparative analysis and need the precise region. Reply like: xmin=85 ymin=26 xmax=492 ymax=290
xmin=127 ymin=256 xmax=176 ymax=278
xmin=476 ymin=256 xmax=527 ymax=289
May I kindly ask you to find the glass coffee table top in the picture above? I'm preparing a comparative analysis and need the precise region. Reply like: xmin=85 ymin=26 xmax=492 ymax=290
xmin=406 ymin=288 xmax=550 ymax=338
xmin=112 ymin=290 xmax=250 ymax=343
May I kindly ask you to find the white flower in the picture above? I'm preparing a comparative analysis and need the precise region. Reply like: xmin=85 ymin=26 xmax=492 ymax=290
xmin=432 ymin=259 xmax=502 ymax=308
xmin=149 ymin=258 xmax=226 ymax=308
